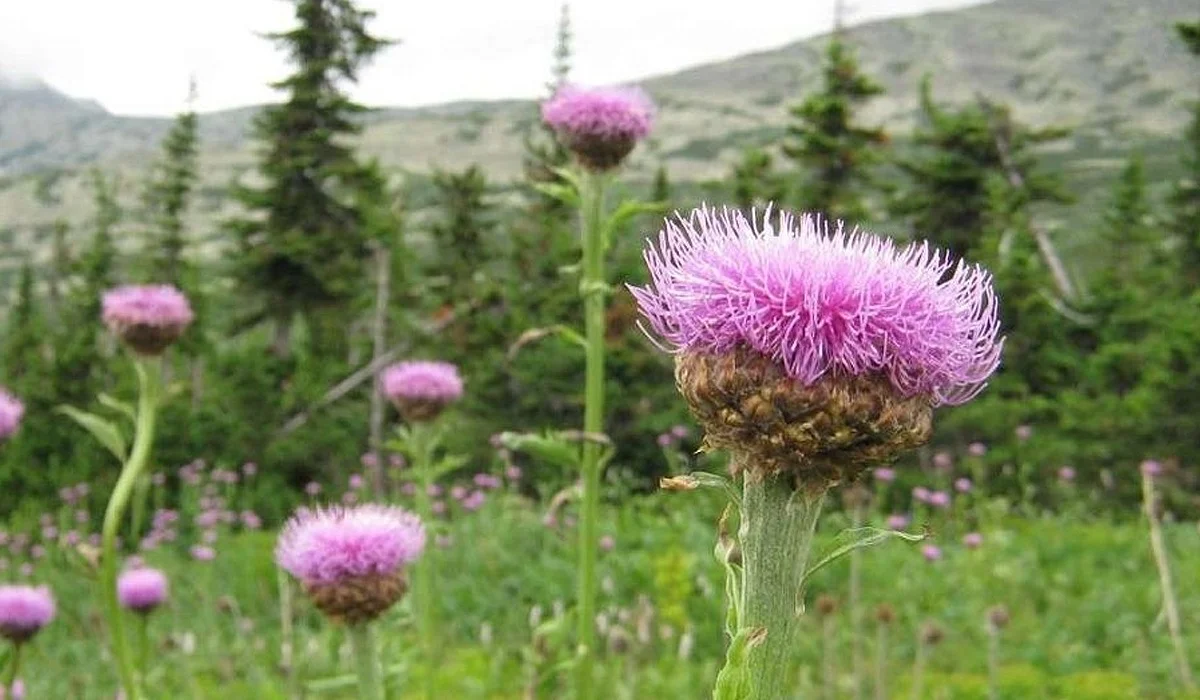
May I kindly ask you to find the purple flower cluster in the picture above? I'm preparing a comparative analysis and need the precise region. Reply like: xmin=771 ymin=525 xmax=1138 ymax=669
xmin=629 ymin=207 xmax=1004 ymax=405
xmin=380 ymin=361 xmax=463 ymax=404
xmin=101 ymin=284 xmax=194 ymax=355
xmin=655 ymin=424 xmax=692 ymax=448
xmin=541 ymin=84 xmax=654 ymax=170
xmin=117 ymin=567 xmax=169 ymax=614
xmin=0 ymin=389 xmax=24 ymax=441
xmin=276 ymin=505 xmax=426 ymax=585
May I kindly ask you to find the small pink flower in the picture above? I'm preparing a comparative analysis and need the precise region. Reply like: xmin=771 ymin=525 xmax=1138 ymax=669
xmin=873 ymin=467 xmax=896 ymax=483
xmin=305 ymin=482 xmax=322 ymax=497
xmin=1015 ymin=425 xmax=1033 ymax=442
xmin=928 ymin=491 xmax=951 ymax=508
xmin=450 ymin=486 xmax=468 ymax=501
xmin=932 ymin=451 xmax=953 ymax=471
xmin=670 ymin=425 xmax=691 ymax=439
xmin=954 ymin=478 xmax=973 ymax=494
xmin=886 ymin=514 xmax=910 ymax=530
xmin=341 ymin=492 xmax=359 ymax=506
xmin=401 ymin=483 xmax=417 ymax=496
xmin=1058 ymin=466 xmax=1076 ymax=482
xmin=117 ymin=567 xmax=169 ymax=614
xmin=242 ymin=462 xmax=258 ymax=477
xmin=190 ymin=545 xmax=215 ymax=561
xmin=427 ymin=484 xmax=443 ymax=497
xmin=962 ymin=532 xmax=983 ymax=549
xmin=599 ymin=535 xmax=616 ymax=552
xmin=1141 ymin=460 xmax=1162 ymax=477
xmin=912 ymin=486 xmax=931 ymax=503
xmin=504 ymin=465 xmax=522 ymax=481
xmin=656 ymin=433 xmax=673 ymax=447
xmin=360 ymin=453 xmax=379 ymax=469
xmin=0 ymin=389 xmax=25 ymax=442
xmin=462 ymin=491 xmax=486 ymax=512
xmin=968 ymin=442 xmax=987 ymax=457
xmin=431 ymin=501 xmax=447 ymax=516
xmin=348 ymin=474 xmax=365 ymax=491
xmin=921 ymin=545 xmax=942 ymax=562
xmin=389 ymin=454 xmax=406 ymax=469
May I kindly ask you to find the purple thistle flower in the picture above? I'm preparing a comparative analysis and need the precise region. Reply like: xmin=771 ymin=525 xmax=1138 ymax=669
xmin=140 ymin=534 xmax=161 ymax=552
xmin=427 ymin=484 xmax=443 ymax=498
xmin=541 ymin=84 xmax=654 ymax=171
xmin=101 ymin=285 xmax=194 ymax=355
xmin=962 ymin=532 xmax=983 ymax=549
xmin=117 ymin=567 xmax=169 ymax=614
xmin=954 ymin=477 xmax=973 ymax=494
xmin=431 ymin=500 xmax=447 ymax=516
xmin=305 ymin=482 xmax=322 ymax=497
xmin=4 ymin=678 xmax=25 ymax=699
xmin=656 ymin=433 xmax=673 ymax=447
xmin=968 ymin=442 xmax=987 ymax=457
xmin=912 ymin=486 xmax=931 ymax=504
xmin=348 ymin=474 xmax=365 ymax=491
xmin=504 ymin=465 xmax=522 ymax=481
xmin=400 ymin=483 xmax=416 ymax=497
xmin=873 ymin=467 xmax=896 ymax=483
xmin=1141 ymin=459 xmax=1162 ymax=477
xmin=932 ymin=451 xmax=954 ymax=471
xmin=276 ymin=505 xmax=425 ymax=585
xmin=599 ymin=535 xmax=616 ymax=552
xmin=1014 ymin=425 xmax=1033 ymax=442
xmin=629 ymin=207 xmax=1003 ymax=406
xmin=0 ymin=585 xmax=55 ymax=643
xmin=389 ymin=454 xmax=405 ymax=469
xmin=380 ymin=361 xmax=463 ymax=422
xmin=0 ymin=389 xmax=24 ymax=442
xmin=885 ymin=514 xmax=910 ymax=530
xmin=190 ymin=545 xmax=215 ymax=562
xmin=242 ymin=462 xmax=257 ymax=477
xmin=921 ymin=545 xmax=942 ymax=562
xmin=462 ymin=491 xmax=486 ymax=512
xmin=450 ymin=486 xmax=467 ymax=501
xmin=670 ymin=425 xmax=691 ymax=439
xmin=1058 ymin=466 xmax=1076 ymax=482
xmin=360 ymin=453 xmax=379 ymax=469
xmin=240 ymin=511 xmax=262 ymax=530
xmin=29 ymin=546 xmax=45 ymax=560
xmin=928 ymin=491 xmax=951 ymax=509
xmin=75 ymin=509 xmax=89 ymax=525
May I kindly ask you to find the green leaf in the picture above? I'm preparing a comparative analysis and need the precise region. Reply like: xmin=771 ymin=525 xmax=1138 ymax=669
xmin=498 ymin=431 xmax=581 ymax=470
xmin=549 ymin=166 xmax=583 ymax=193
xmin=532 ymin=182 xmax=579 ymax=207
xmin=712 ymin=626 xmax=766 ymax=700
xmin=303 ymin=662 xmax=407 ymax=692
xmin=601 ymin=199 xmax=668 ymax=246
xmin=507 ymin=325 xmax=586 ymax=361
xmin=55 ymin=405 xmax=128 ymax=462
xmin=800 ymin=526 xmax=928 ymax=589
xmin=97 ymin=393 xmax=137 ymax=425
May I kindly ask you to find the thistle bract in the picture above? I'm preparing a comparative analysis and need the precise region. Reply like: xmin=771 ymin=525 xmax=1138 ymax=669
xmin=0 ymin=585 xmax=55 ymax=644
xmin=380 ymin=361 xmax=464 ymax=423
xmin=541 ymin=84 xmax=654 ymax=172
xmin=102 ymin=285 xmax=194 ymax=355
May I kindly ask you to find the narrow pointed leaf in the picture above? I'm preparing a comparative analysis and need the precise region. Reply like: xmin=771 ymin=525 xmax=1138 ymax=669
xmin=55 ymin=405 xmax=127 ymax=462
xmin=801 ymin=526 xmax=928 ymax=589
xmin=97 ymin=393 xmax=137 ymax=425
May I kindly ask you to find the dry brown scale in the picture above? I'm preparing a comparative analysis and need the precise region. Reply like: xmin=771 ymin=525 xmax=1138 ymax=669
xmin=306 ymin=572 xmax=408 ymax=625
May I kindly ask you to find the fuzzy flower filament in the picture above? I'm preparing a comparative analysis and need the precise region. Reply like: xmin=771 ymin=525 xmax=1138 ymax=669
xmin=380 ymin=361 xmax=464 ymax=423
xmin=117 ymin=568 xmax=169 ymax=614
xmin=0 ymin=585 xmax=55 ymax=644
xmin=101 ymin=285 xmax=194 ymax=356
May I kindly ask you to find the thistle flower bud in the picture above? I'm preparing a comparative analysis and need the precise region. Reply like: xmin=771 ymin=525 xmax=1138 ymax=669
xmin=117 ymin=567 xmax=169 ymax=615
xmin=101 ymin=285 xmax=194 ymax=356
xmin=875 ymin=603 xmax=896 ymax=625
xmin=608 ymin=626 xmax=631 ymax=655
xmin=541 ymin=85 xmax=654 ymax=172
xmin=815 ymin=594 xmax=839 ymax=618
xmin=919 ymin=621 xmax=945 ymax=647
xmin=0 ymin=585 xmax=55 ymax=644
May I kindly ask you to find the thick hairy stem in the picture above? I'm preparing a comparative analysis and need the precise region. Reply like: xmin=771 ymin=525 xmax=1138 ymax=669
xmin=3 ymin=643 xmax=21 ymax=692
xmin=349 ymin=623 xmax=385 ymax=700
xmin=739 ymin=468 xmax=826 ymax=699
xmin=100 ymin=358 xmax=160 ymax=700
xmin=1143 ymin=473 xmax=1194 ymax=689
xmin=576 ymin=170 xmax=608 ymax=700
xmin=278 ymin=568 xmax=298 ymax=698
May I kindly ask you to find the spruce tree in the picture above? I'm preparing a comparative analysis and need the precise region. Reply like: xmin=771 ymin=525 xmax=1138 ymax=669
xmin=891 ymin=78 xmax=1069 ymax=259
xmin=1170 ymin=21 xmax=1200 ymax=286
xmin=522 ymin=3 xmax=574 ymax=221
xmin=429 ymin=165 xmax=494 ymax=291
xmin=781 ymin=34 xmax=887 ymax=222
xmin=227 ymin=0 xmax=392 ymax=356
xmin=3 ymin=263 xmax=46 ymax=384
xmin=1097 ymin=154 xmax=1156 ymax=285
xmin=651 ymin=164 xmax=671 ymax=206
xmin=731 ymin=147 xmax=784 ymax=212
xmin=143 ymin=78 xmax=200 ymax=288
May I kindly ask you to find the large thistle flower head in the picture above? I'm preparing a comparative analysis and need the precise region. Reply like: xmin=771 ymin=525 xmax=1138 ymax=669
xmin=276 ymin=504 xmax=426 ymax=624
xmin=101 ymin=285 xmax=194 ymax=356
xmin=0 ymin=585 xmax=56 ymax=644
xmin=380 ymin=360 xmax=464 ymax=423
xmin=629 ymin=206 xmax=1003 ymax=485
xmin=541 ymin=84 xmax=654 ymax=172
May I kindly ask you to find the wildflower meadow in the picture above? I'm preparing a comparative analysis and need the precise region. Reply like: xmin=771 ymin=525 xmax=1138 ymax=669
xmin=2 ymin=1 xmax=1200 ymax=699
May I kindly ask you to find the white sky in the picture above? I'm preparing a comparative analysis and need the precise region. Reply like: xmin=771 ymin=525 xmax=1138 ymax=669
xmin=0 ymin=0 xmax=985 ymax=117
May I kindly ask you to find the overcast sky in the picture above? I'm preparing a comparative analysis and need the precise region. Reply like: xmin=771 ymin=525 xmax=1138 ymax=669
xmin=0 ymin=0 xmax=985 ymax=116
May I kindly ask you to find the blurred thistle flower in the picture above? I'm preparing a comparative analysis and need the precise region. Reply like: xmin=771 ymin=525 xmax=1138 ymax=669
xmin=932 ymin=451 xmax=953 ymax=471
xmin=912 ymin=486 xmax=931 ymax=504
xmin=388 ymin=454 xmax=405 ymax=470
xmin=276 ymin=505 xmax=425 ymax=624
xmin=74 ymin=509 xmax=89 ymax=525
xmin=379 ymin=361 xmax=463 ymax=423
xmin=360 ymin=453 xmax=379 ymax=469
xmin=341 ymin=492 xmax=358 ymax=506
xmin=1058 ymin=466 xmax=1076 ymax=483
xmin=968 ymin=442 xmax=987 ymax=457
xmin=656 ymin=433 xmax=673 ymax=447
xmin=0 ymin=585 xmax=55 ymax=643
xmin=1141 ymin=459 xmax=1162 ymax=477
xmin=189 ymin=545 xmax=215 ymax=562
xmin=541 ymin=84 xmax=654 ymax=171
xmin=17 ymin=564 xmax=32 ymax=578
xmin=117 ymin=567 xmax=169 ymax=614
xmin=1014 ymin=425 xmax=1033 ymax=442
xmin=954 ymin=477 xmax=973 ymax=493
xmin=885 ymin=514 xmax=910 ymax=530
xmin=670 ymin=425 xmax=691 ymax=439
xmin=921 ymin=545 xmax=942 ymax=562
xmin=400 ymin=483 xmax=416 ymax=497
xmin=435 ymin=535 xmax=453 ymax=549
xmin=305 ymin=482 xmax=322 ymax=497
xmin=630 ymin=207 xmax=1002 ymax=485
xmin=150 ymin=472 xmax=166 ymax=487
xmin=431 ymin=500 xmax=447 ymax=516
xmin=101 ymin=284 xmax=194 ymax=355
xmin=240 ymin=511 xmax=262 ymax=530
xmin=599 ymin=535 xmax=616 ymax=552
xmin=3 ymin=678 xmax=25 ymax=699
xmin=462 ymin=491 xmax=486 ymax=512
xmin=29 ymin=546 xmax=45 ymax=560
xmin=40 ymin=527 xmax=57 ymax=542
xmin=201 ymin=530 xmax=219 ymax=545
xmin=928 ymin=491 xmax=951 ymax=509
xmin=348 ymin=474 xmax=365 ymax=491
xmin=504 ymin=465 xmax=522 ymax=481
xmin=0 ymin=389 xmax=24 ymax=442
xmin=873 ymin=467 xmax=896 ymax=483
xmin=450 ymin=485 xmax=467 ymax=501
xmin=426 ymin=484 xmax=443 ymax=497
xmin=962 ymin=532 xmax=983 ymax=549
xmin=242 ymin=462 xmax=257 ymax=477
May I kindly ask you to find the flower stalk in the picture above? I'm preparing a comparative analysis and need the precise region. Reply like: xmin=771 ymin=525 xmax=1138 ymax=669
xmin=409 ymin=423 xmax=440 ymax=699
xmin=100 ymin=358 xmax=160 ymax=700
xmin=736 ymin=468 xmax=826 ymax=699
xmin=1142 ymin=470 xmax=1194 ymax=689
xmin=575 ymin=169 xmax=609 ymax=700
xmin=349 ymin=623 xmax=385 ymax=700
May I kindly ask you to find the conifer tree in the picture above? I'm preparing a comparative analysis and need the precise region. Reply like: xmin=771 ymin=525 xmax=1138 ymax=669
xmin=891 ymin=78 xmax=1069 ymax=259
xmin=731 ymin=147 xmax=784 ymax=212
xmin=143 ymin=78 xmax=200 ymax=288
xmin=3 ymin=263 xmax=46 ymax=384
xmin=1097 ymin=154 xmax=1157 ymax=285
xmin=429 ymin=165 xmax=493 ymax=291
xmin=781 ymin=29 xmax=887 ymax=222
xmin=227 ymin=0 xmax=392 ymax=356
xmin=651 ymin=163 xmax=671 ymax=207
xmin=1170 ymin=21 xmax=1200 ymax=286
xmin=522 ymin=3 xmax=574 ymax=221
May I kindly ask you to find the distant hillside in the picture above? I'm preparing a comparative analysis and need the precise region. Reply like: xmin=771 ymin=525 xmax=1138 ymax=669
xmin=0 ymin=0 xmax=1195 ymax=278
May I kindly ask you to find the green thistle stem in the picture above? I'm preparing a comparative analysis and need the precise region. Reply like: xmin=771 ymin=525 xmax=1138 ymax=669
xmin=348 ymin=623 xmax=385 ymax=700
xmin=910 ymin=637 xmax=926 ymax=700
xmin=738 ymin=468 xmax=826 ymax=699
xmin=875 ymin=623 xmax=888 ymax=700
xmin=100 ymin=357 xmax=160 ymax=700
xmin=3 ymin=643 xmax=21 ymax=693
xmin=850 ymin=502 xmax=865 ymax=700
xmin=410 ymin=423 xmax=439 ymax=699
xmin=1142 ymin=472 xmax=1194 ymax=689
xmin=576 ymin=169 xmax=609 ymax=700
xmin=136 ymin=614 xmax=151 ymax=685
xmin=987 ymin=627 xmax=999 ymax=700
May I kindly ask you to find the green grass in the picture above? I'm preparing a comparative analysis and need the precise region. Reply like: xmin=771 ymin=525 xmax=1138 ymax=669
xmin=5 ymin=478 xmax=1200 ymax=698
